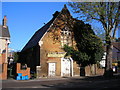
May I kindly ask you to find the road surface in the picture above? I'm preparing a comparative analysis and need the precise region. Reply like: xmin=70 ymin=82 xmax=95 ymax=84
xmin=2 ymin=75 xmax=120 ymax=89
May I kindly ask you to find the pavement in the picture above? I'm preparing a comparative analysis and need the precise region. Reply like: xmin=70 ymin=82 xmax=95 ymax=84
xmin=2 ymin=75 xmax=88 ymax=82
xmin=2 ymin=76 xmax=70 ymax=82
xmin=1 ymin=74 xmax=120 ymax=89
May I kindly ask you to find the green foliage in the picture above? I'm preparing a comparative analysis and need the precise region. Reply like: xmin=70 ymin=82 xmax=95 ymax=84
xmin=63 ymin=20 xmax=104 ymax=67
xmin=68 ymin=2 xmax=119 ymax=76
xmin=75 ymin=20 xmax=104 ymax=64
xmin=13 ymin=52 xmax=20 ymax=62
xmin=64 ymin=45 xmax=90 ymax=67
xmin=63 ymin=45 xmax=74 ymax=56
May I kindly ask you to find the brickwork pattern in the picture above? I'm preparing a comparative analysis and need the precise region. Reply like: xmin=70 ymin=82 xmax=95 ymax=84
xmin=0 ymin=53 xmax=7 ymax=80
xmin=16 ymin=63 xmax=30 ymax=78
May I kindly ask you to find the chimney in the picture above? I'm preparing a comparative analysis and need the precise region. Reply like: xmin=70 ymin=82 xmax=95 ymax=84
xmin=64 ymin=4 xmax=67 ymax=9
xmin=53 ymin=11 xmax=60 ymax=18
xmin=3 ymin=15 xmax=7 ymax=28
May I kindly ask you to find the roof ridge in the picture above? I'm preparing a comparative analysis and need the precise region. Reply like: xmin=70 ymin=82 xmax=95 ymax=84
xmin=113 ymin=43 xmax=120 ymax=51
xmin=22 ymin=16 xmax=57 ymax=51
xmin=22 ymin=5 xmax=71 ymax=51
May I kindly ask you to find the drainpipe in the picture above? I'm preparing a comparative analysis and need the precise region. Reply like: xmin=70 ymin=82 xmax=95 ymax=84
xmin=70 ymin=57 xmax=73 ymax=77
xmin=5 ymin=39 xmax=10 ymax=63
xmin=5 ymin=39 xmax=8 ymax=63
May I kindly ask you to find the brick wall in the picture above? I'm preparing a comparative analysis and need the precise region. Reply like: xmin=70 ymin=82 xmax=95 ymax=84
xmin=47 ymin=57 xmax=61 ymax=76
xmin=73 ymin=61 xmax=80 ymax=76
xmin=16 ymin=63 xmax=30 ymax=78
xmin=38 ymin=8 xmax=80 ymax=77
xmin=39 ymin=32 xmax=63 ymax=77
xmin=39 ymin=28 xmax=80 ymax=77
xmin=0 ymin=53 xmax=8 ymax=80
xmin=0 ymin=53 xmax=5 ymax=64
xmin=85 ymin=64 xmax=104 ymax=76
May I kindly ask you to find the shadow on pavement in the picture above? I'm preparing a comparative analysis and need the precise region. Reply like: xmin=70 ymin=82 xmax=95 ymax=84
xmin=2 ymin=74 xmax=120 ymax=89
xmin=40 ymin=74 xmax=120 ymax=88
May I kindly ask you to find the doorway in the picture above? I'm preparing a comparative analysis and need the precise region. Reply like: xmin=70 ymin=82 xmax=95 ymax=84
xmin=61 ymin=58 xmax=73 ymax=77
xmin=48 ymin=63 xmax=56 ymax=77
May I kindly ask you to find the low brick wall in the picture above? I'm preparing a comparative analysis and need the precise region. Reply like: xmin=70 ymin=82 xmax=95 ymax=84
xmin=85 ymin=64 xmax=104 ymax=76
xmin=0 ymin=63 xmax=8 ymax=80
xmin=0 ymin=54 xmax=8 ymax=80
xmin=16 ymin=63 xmax=30 ymax=78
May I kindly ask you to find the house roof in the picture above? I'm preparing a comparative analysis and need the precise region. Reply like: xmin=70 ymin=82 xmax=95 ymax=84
xmin=0 ymin=25 xmax=10 ymax=38
xmin=103 ymin=42 xmax=120 ymax=52
xmin=113 ymin=42 xmax=120 ymax=51
xmin=22 ymin=13 xmax=59 ymax=51
xmin=22 ymin=5 xmax=70 ymax=52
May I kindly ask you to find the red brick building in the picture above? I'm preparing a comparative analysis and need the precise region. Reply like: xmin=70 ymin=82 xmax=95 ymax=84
xmin=20 ymin=5 xmax=104 ymax=78
xmin=112 ymin=42 xmax=120 ymax=62
xmin=0 ymin=16 xmax=10 ymax=80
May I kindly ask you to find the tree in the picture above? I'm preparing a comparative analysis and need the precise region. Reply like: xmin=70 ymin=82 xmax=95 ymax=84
xmin=13 ymin=51 xmax=20 ymax=63
xmin=74 ymin=20 xmax=104 ymax=64
xmin=64 ymin=20 xmax=104 ymax=76
xmin=69 ymin=2 xmax=120 ymax=77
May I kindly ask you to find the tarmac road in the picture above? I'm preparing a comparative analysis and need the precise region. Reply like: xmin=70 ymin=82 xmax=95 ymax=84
xmin=2 ymin=75 xmax=120 ymax=89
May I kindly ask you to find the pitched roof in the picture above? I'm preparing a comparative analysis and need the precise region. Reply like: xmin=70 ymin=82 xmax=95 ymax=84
xmin=113 ymin=42 xmax=120 ymax=51
xmin=0 ymin=25 xmax=10 ymax=38
xmin=22 ymin=16 xmax=58 ymax=51
xmin=22 ymin=5 xmax=70 ymax=52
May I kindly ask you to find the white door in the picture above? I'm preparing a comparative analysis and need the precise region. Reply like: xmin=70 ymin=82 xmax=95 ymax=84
xmin=48 ymin=63 xmax=56 ymax=77
xmin=61 ymin=58 xmax=71 ymax=77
